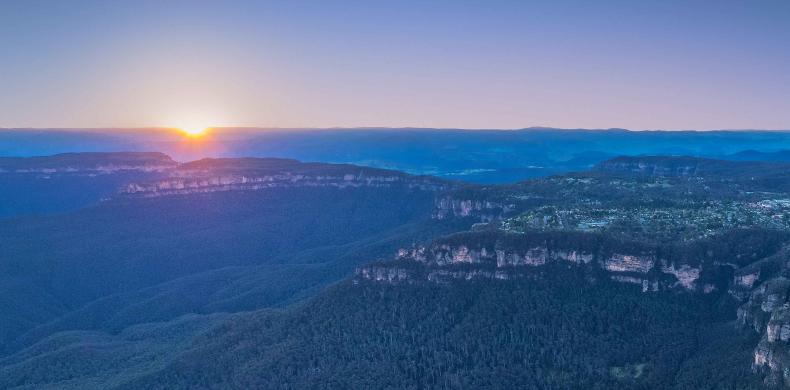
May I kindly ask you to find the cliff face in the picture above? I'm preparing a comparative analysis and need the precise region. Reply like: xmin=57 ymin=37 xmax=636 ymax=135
xmin=732 ymin=251 xmax=790 ymax=387
xmin=0 ymin=152 xmax=177 ymax=176
xmin=593 ymin=156 xmax=790 ymax=193
xmin=0 ymin=152 xmax=182 ymax=218
xmin=356 ymin=231 xmax=715 ymax=294
xmin=593 ymin=156 xmax=707 ymax=177
xmin=0 ymin=154 xmax=454 ymax=197
xmin=356 ymin=229 xmax=790 ymax=386
xmin=123 ymin=173 xmax=448 ymax=196
xmin=120 ymin=158 xmax=453 ymax=197
xmin=432 ymin=196 xmax=514 ymax=221
xmin=381 ymin=157 xmax=790 ymax=388
xmin=395 ymin=242 xmax=597 ymax=269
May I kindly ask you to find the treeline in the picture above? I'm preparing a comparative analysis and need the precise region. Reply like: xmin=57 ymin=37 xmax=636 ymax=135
xmin=117 ymin=266 xmax=762 ymax=389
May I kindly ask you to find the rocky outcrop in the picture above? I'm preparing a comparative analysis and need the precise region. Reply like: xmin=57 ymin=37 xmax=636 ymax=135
xmin=354 ymin=264 xmax=520 ymax=285
xmin=0 ymin=152 xmax=177 ymax=175
xmin=728 ymin=249 xmax=790 ymax=388
xmin=603 ymin=254 xmax=655 ymax=273
xmin=660 ymin=263 xmax=701 ymax=289
xmin=609 ymin=275 xmax=660 ymax=293
xmin=360 ymin=231 xmax=707 ymax=292
xmin=594 ymin=157 xmax=704 ymax=177
xmin=121 ymin=158 xmax=452 ymax=197
xmin=399 ymin=241 xmax=597 ymax=269
xmin=361 ymin=228 xmax=790 ymax=387
xmin=433 ymin=196 xmax=514 ymax=221
xmin=427 ymin=269 xmax=512 ymax=283
xmin=122 ymin=173 xmax=446 ymax=197
xmin=751 ymin=302 xmax=790 ymax=387
xmin=737 ymin=270 xmax=762 ymax=289
xmin=355 ymin=266 xmax=412 ymax=283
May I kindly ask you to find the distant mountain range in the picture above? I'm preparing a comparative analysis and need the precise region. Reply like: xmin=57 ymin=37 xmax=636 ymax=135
xmin=726 ymin=149 xmax=790 ymax=162
xmin=3 ymin=127 xmax=790 ymax=183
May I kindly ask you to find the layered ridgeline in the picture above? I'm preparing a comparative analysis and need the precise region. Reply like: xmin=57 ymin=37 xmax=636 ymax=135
xmin=120 ymin=157 xmax=448 ymax=196
xmin=0 ymin=152 xmax=446 ymax=218
xmin=5 ymin=155 xmax=790 ymax=388
xmin=0 ymin=152 xmax=177 ymax=218
xmin=0 ymin=153 xmax=463 ymax=358
xmin=6 ymin=128 xmax=790 ymax=184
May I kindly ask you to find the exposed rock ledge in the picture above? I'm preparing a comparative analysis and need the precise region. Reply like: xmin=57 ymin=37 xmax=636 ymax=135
xmin=1 ymin=164 xmax=174 ymax=174
xmin=365 ymin=235 xmax=704 ymax=292
xmin=121 ymin=173 xmax=447 ymax=197
xmin=433 ymin=197 xmax=514 ymax=221
xmin=729 ymin=249 xmax=790 ymax=388
xmin=0 ymin=152 xmax=177 ymax=175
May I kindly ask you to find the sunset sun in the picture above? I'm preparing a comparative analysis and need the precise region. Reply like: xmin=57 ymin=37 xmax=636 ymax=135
xmin=177 ymin=125 xmax=210 ymax=137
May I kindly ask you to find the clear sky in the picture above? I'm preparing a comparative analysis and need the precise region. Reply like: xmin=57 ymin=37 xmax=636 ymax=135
xmin=1 ymin=0 xmax=789 ymax=130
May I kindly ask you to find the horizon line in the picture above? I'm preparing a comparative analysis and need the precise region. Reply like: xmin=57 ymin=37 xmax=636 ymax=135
xmin=2 ymin=126 xmax=790 ymax=133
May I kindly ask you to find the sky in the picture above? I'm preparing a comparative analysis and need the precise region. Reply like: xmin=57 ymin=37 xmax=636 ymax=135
xmin=0 ymin=0 xmax=789 ymax=130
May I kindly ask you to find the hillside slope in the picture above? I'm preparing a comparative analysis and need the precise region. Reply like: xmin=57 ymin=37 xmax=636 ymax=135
xmin=5 ymin=155 xmax=790 ymax=388
xmin=0 ymin=155 xmax=462 ymax=354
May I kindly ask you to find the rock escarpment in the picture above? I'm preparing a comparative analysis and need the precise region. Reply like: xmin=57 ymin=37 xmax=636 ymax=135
xmin=733 ymin=251 xmax=790 ymax=387
xmin=0 ymin=152 xmax=177 ymax=176
xmin=356 ymin=231 xmax=714 ymax=293
xmin=357 ymin=229 xmax=790 ymax=387
xmin=121 ymin=158 xmax=453 ymax=197
xmin=433 ymin=196 xmax=514 ymax=221
xmin=593 ymin=156 xmax=708 ymax=177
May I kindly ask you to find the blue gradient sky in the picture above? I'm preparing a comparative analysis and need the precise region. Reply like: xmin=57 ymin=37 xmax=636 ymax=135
xmin=1 ymin=0 xmax=789 ymax=130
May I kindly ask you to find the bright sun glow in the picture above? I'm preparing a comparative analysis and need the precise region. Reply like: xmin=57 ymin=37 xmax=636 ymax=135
xmin=177 ymin=125 xmax=210 ymax=137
